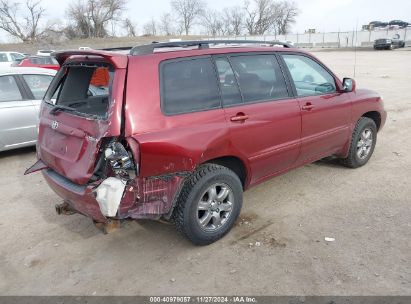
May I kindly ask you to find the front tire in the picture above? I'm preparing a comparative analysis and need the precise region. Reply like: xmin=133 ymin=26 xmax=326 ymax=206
xmin=172 ymin=164 xmax=243 ymax=245
xmin=341 ymin=117 xmax=377 ymax=168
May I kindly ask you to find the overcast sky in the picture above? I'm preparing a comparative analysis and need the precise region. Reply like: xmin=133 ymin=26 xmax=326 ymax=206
xmin=1 ymin=0 xmax=410 ymax=42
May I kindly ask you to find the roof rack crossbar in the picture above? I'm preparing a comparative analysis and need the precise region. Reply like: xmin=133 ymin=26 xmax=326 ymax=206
xmin=130 ymin=40 xmax=293 ymax=55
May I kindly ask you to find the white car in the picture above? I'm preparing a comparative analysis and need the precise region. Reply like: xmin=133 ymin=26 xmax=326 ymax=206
xmin=36 ymin=50 xmax=55 ymax=57
xmin=0 ymin=52 xmax=26 ymax=67
xmin=0 ymin=67 xmax=56 ymax=152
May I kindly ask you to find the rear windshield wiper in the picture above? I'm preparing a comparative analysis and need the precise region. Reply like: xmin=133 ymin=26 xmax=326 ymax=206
xmin=50 ymin=104 xmax=77 ymax=115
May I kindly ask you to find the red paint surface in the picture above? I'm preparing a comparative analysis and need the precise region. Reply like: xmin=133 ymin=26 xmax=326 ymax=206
xmin=13 ymin=58 xmax=59 ymax=70
xmin=34 ymin=47 xmax=387 ymax=221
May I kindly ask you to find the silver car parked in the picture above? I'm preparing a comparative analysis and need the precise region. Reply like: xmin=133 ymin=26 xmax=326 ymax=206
xmin=0 ymin=67 xmax=56 ymax=152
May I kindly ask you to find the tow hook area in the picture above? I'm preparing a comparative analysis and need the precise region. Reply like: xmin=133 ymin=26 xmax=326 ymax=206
xmin=55 ymin=201 xmax=77 ymax=215
xmin=93 ymin=219 xmax=121 ymax=234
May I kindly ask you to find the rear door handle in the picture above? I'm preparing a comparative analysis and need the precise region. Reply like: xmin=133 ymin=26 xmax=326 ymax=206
xmin=302 ymin=102 xmax=314 ymax=111
xmin=230 ymin=114 xmax=249 ymax=122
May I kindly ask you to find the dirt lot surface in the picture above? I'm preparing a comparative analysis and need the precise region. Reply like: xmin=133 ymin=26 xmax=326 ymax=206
xmin=0 ymin=49 xmax=410 ymax=296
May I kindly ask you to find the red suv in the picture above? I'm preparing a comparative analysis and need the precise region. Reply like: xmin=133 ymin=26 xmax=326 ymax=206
xmin=26 ymin=40 xmax=386 ymax=245
xmin=12 ymin=56 xmax=60 ymax=70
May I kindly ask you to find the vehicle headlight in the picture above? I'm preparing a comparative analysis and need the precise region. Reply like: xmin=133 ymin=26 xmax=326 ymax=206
xmin=386 ymin=39 xmax=391 ymax=43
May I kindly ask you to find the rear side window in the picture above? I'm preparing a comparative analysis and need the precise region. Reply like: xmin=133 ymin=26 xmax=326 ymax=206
xmin=0 ymin=53 xmax=8 ymax=62
xmin=161 ymin=57 xmax=221 ymax=115
xmin=46 ymin=63 xmax=113 ymax=119
xmin=10 ymin=53 xmax=24 ymax=61
xmin=228 ymin=55 xmax=289 ymax=103
xmin=0 ymin=76 xmax=22 ymax=102
xmin=282 ymin=54 xmax=336 ymax=96
xmin=23 ymin=74 xmax=53 ymax=99
xmin=30 ymin=57 xmax=58 ymax=64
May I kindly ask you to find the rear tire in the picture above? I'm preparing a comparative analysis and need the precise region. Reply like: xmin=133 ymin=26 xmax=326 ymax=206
xmin=172 ymin=164 xmax=243 ymax=245
xmin=341 ymin=117 xmax=377 ymax=168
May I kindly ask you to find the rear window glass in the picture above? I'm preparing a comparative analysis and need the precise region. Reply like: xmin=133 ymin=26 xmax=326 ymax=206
xmin=0 ymin=76 xmax=22 ymax=102
xmin=46 ymin=63 xmax=113 ymax=119
xmin=23 ymin=74 xmax=54 ymax=99
xmin=29 ymin=57 xmax=58 ymax=65
xmin=10 ymin=53 xmax=24 ymax=61
xmin=161 ymin=57 xmax=221 ymax=115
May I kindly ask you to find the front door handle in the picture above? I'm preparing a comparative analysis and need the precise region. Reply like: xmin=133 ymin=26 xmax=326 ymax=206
xmin=302 ymin=102 xmax=314 ymax=111
xmin=230 ymin=113 xmax=249 ymax=122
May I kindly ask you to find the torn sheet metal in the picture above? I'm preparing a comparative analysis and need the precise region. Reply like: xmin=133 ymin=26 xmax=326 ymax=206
xmin=118 ymin=174 xmax=188 ymax=219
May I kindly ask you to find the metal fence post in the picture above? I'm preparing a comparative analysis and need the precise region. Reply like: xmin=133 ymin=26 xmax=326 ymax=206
xmin=352 ymin=29 xmax=355 ymax=47
xmin=337 ymin=30 xmax=340 ymax=48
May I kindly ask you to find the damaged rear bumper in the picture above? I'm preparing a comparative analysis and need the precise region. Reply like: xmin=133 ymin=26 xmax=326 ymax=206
xmin=42 ymin=168 xmax=187 ymax=223
xmin=43 ymin=169 xmax=107 ymax=222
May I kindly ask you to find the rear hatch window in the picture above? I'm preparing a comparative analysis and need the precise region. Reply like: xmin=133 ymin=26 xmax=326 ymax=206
xmin=45 ymin=63 xmax=114 ymax=119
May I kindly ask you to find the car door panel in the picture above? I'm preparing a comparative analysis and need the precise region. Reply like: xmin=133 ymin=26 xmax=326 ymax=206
xmin=297 ymin=93 xmax=351 ymax=161
xmin=0 ymin=75 xmax=38 ymax=150
xmin=281 ymin=54 xmax=351 ymax=162
xmin=225 ymin=100 xmax=301 ymax=185
xmin=214 ymin=54 xmax=302 ymax=186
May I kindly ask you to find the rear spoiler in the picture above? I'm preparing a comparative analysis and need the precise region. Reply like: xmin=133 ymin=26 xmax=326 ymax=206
xmin=53 ymin=50 xmax=128 ymax=69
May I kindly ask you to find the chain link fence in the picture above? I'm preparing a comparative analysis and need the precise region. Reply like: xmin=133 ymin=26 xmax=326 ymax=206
xmin=205 ymin=27 xmax=410 ymax=48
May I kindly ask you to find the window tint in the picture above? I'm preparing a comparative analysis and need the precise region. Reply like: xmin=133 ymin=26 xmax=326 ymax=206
xmin=23 ymin=74 xmax=53 ymax=99
xmin=282 ymin=54 xmax=336 ymax=96
xmin=215 ymin=57 xmax=242 ymax=106
xmin=161 ymin=58 xmax=221 ymax=115
xmin=29 ymin=57 xmax=57 ymax=64
xmin=10 ymin=53 xmax=24 ymax=61
xmin=0 ymin=76 xmax=22 ymax=102
xmin=228 ymin=55 xmax=289 ymax=103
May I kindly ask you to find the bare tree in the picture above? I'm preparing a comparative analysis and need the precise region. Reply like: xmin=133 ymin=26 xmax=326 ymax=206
xmin=222 ymin=6 xmax=243 ymax=36
xmin=123 ymin=17 xmax=136 ymax=37
xmin=274 ymin=1 xmax=298 ymax=35
xmin=171 ymin=0 xmax=205 ymax=35
xmin=244 ymin=0 xmax=275 ymax=35
xmin=202 ymin=9 xmax=223 ymax=36
xmin=67 ymin=0 xmax=126 ymax=38
xmin=143 ymin=17 xmax=156 ymax=36
xmin=159 ymin=12 xmax=175 ymax=36
xmin=0 ymin=0 xmax=49 ymax=42
xmin=244 ymin=0 xmax=298 ymax=35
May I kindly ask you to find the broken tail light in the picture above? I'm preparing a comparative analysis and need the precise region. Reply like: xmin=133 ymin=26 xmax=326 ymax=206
xmin=104 ymin=141 xmax=138 ymax=180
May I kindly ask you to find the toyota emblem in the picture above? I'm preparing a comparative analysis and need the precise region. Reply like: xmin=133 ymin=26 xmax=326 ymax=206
xmin=51 ymin=121 xmax=59 ymax=130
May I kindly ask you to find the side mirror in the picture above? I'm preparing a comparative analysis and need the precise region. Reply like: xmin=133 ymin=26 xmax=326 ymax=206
xmin=342 ymin=78 xmax=356 ymax=92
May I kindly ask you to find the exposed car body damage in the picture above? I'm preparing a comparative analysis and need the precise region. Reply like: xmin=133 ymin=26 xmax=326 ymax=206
xmin=25 ymin=44 xmax=387 ymax=241
xmin=32 ymin=139 xmax=191 ymax=222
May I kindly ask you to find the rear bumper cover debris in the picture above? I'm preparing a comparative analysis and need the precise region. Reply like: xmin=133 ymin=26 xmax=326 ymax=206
xmin=42 ymin=168 xmax=187 ymax=222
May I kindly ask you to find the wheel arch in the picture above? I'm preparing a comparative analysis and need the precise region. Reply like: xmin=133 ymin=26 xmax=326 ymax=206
xmin=361 ymin=111 xmax=381 ymax=130
xmin=202 ymin=156 xmax=249 ymax=189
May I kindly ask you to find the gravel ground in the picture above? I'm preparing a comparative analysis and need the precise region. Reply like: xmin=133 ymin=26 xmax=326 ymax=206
xmin=0 ymin=49 xmax=410 ymax=296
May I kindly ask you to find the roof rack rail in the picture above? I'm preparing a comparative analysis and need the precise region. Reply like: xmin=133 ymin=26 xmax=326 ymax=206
xmin=100 ymin=46 xmax=133 ymax=52
xmin=130 ymin=40 xmax=293 ymax=55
